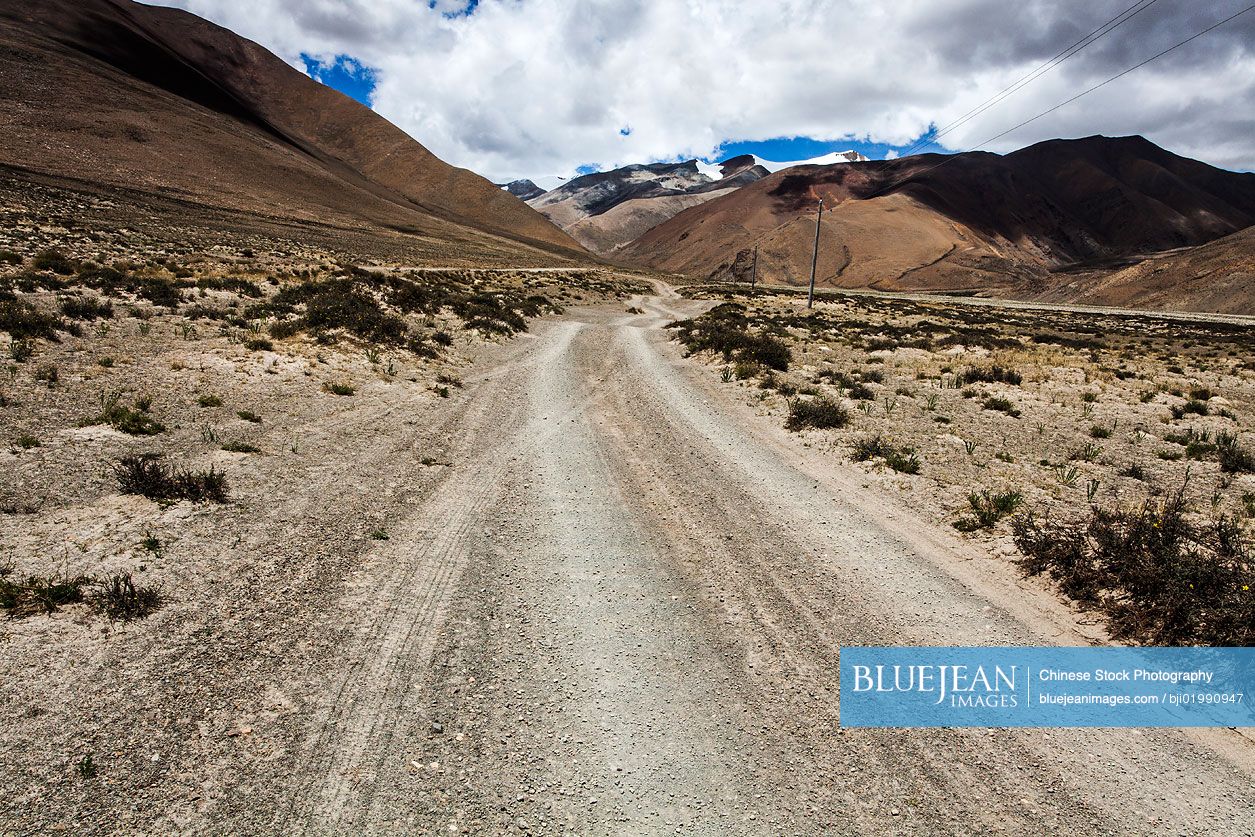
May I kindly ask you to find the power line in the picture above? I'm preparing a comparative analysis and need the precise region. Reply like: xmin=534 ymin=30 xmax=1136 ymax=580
xmin=973 ymin=1 xmax=1255 ymax=150
xmin=893 ymin=0 xmax=1163 ymax=160
xmin=870 ymin=1 xmax=1255 ymax=195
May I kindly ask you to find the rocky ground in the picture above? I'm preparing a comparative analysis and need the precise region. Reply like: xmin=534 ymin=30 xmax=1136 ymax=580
xmin=673 ymin=283 xmax=1255 ymax=645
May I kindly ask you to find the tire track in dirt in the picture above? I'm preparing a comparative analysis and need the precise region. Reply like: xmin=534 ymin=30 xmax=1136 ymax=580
xmin=285 ymin=326 xmax=582 ymax=832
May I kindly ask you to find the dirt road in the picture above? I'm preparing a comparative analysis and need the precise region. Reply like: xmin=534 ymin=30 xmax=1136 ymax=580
xmin=262 ymin=286 xmax=1255 ymax=835
xmin=5 ymin=286 xmax=1253 ymax=835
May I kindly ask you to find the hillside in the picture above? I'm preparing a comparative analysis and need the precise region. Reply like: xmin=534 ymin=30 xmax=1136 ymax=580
xmin=527 ymin=156 xmax=772 ymax=255
xmin=0 ymin=0 xmax=588 ymax=263
xmin=619 ymin=136 xmax=1255 ymax=311
xmin=1036 ymin=226 xmax=1255 ymax=314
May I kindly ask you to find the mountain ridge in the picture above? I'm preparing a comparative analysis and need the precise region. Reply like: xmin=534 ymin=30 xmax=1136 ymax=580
xmin=0 ymin=0 xmax=589 ymax=262
xmin=615 ymin=135 xmax=1255 ymax=311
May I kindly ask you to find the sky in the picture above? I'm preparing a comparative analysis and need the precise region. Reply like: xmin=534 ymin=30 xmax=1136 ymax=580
xmin=153 ymin=0 xmax=1255 ymax=182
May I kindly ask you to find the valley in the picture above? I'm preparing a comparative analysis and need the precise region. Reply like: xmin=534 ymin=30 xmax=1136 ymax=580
xmin=1 ymin=0 xmax=1254 ymax=834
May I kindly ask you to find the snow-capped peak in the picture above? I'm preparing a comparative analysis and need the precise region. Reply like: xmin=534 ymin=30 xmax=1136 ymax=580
xmin=752 ymin=150 xmax=870 ymax=173
xmin=696 ymin=149 xmax=871 ymax=180
xmin=532 ymin=174 xmax=568 ymax=192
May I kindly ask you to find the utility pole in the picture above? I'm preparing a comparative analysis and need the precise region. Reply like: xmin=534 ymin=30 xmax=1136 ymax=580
xmin=807 ymin=198 xmax=823 ymax=309
xmin=750 ymin=245 xmax=758 ymax=293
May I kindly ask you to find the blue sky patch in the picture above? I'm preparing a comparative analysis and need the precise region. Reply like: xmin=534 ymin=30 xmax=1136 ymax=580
xmin=301 ymin=53 xmax=377 ymax=108
xmin=430 ymin=0 xmax=479 ymax=17
xmin=708 ymin=132 xmax=952 ymax=164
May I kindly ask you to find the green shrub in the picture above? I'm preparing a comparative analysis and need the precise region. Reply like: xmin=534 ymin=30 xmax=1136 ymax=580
xmin=89 ymin=392 xmax=164 ymax=435
xmin=668 ymin=304 xmax=791 ymax=371
xmin=954 ymin=490 xmax=1023 ymax=532
xmin=60 ymin=296 xmax=113 ymax=321
xmin=34 ymin=364 xmax=58 ymax=385
xmin=785 ymin=397 xmax=849 ymax=431
xmin=32 ymin=249 xmax=78 ymax=275
xmin=1012 ymin=486 xmax=1253 ymax=645
xmin=982 ymin=396 xmax=1020 ymax=417
xmin=0 ymin=297 xmax=63 ymax=340
xmin=1217 ymin=432 xmax=1255 ymax=474
xmin=0 ymin=571 xmax=91 ymax=617
xmin=959 ymin=365 xmax=1022 ymax=386
xmin=851 ymin=434 xmax=921 ymax=474
xmin=1170 ymin=400 xmax=1209 ymax=419
xmin=847 ymin=382 xmax=875 ymax=400
xmin=115 ymin=455 xmax=228 ymax=503
xmin=91 ymin=573 xmax=162 ymax=620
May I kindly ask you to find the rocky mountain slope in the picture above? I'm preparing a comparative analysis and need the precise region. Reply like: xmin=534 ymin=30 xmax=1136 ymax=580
xmin=525 ymin=151 xmax=880 ymax=257
xmin=0 ymin=0 xmax=588 ymax=262
xmin=500 ymin=179 xmax=548 ymax=201
xmin=1036 ymin=226 xmax=1255 ymax=314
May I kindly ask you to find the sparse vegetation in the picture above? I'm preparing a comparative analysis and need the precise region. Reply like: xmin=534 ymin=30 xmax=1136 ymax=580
xmin=1 ymin=296 xmax=63 ymax=340
xmin=87 ymin=391 xmax=165 ymax=435
xmin=91 ymin=573 xmax=162 ymax=621
xmin=115 ymin=455 xmax=229 ymax=503
xmin=785 ymin=397 xmax=849 ymax=431
xmin=1 ymin=571 xmax=91 ymax=617
xmin=1013 ymin=485 xmax=1253 ymax=645
xmin=982 ymin=396 xmax=1020 ymax=417
xmin=59 ymin=295 xmax=113 ymax=321
xmin=954 ymin=489 xmax=1023 ymax=532
xmin=1218 ymin=432 xmax=1255 ymax=474
xmin=958 ymin=365 xmax=1022 ymax=386
xmin=669 ymin=303 xmax=792 ymax=372
xmin=32 ymin=249 xmax=78 ymax=275
xmin=851 ymin=434 xmax=921 ymax=474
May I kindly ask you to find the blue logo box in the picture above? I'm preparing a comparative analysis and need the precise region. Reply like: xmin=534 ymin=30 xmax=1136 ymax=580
xmin=839 ymin=646 xmax=1255 ymax=727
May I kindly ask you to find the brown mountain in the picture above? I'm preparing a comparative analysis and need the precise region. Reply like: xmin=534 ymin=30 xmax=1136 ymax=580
xmin=530 ymin=156 xmax=771 ymax=256
xmin=619 ymin=136 xmax=1255 ymax=311
xmin=1036 ymin=226 xmax=1255 ymax=315
xmin=0 ymin=0 xmax=587 ymax=263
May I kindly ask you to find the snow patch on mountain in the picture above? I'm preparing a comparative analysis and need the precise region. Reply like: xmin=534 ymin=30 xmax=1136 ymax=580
xmin=533 ymin=174 xmax=568 ymax=192
xmin=754 ymin=150 xmax=870 ymax=171
xmin=694 ymin=160 xmax=723 ymax=181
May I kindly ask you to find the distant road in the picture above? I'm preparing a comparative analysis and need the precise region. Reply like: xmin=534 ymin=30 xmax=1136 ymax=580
xmin=692 ymin=280 xmax=1255 ymax=327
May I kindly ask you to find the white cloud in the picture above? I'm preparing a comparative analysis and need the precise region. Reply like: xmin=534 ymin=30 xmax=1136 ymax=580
xmin=155 ymin=0 xmax=1255 ymax=180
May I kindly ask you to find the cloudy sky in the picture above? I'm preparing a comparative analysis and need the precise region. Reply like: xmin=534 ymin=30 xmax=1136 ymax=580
xmin=154 ymin=0 xmax=1255 ymax=181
